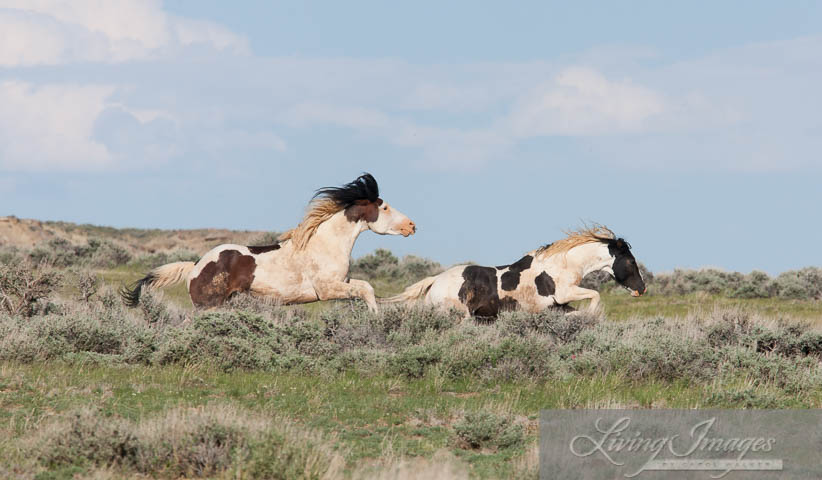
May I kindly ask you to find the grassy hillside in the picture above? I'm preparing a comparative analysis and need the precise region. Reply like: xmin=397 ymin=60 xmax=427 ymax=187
xmin=0 ymin=220 xmax=820 ymax=478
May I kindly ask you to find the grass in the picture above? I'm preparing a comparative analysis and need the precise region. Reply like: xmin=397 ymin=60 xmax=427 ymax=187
xmin=600 ymin=291 xmax=822 ymax=322
xmin=1 ymin=250 xmax=821 ymax=478
xmin=2 ymin=297 xmax=822 ymax=478
xmin=5 ymin=362 xmax=815 ymax=479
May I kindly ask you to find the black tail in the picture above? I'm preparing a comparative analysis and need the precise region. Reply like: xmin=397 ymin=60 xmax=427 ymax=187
xmin=119 ymin=273 xmax=156 ymax=307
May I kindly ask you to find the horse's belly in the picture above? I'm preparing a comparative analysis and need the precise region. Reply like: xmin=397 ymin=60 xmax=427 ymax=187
xmin=249 ymin=278 xmax=317 ymax=304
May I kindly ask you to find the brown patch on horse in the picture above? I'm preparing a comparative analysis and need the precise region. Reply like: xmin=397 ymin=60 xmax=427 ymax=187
xmin=247 ymin=244 xmax=280 ymax=254
xmin=189 ymin=250 xmax=257 ymax=307
xmin=344 ymin=198 xmax=382 ymax=223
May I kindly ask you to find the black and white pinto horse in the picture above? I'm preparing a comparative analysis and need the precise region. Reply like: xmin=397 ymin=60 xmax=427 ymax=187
xmin=383 ymin=226 xmax=645 ymax=318
xmin=121 ymin=174 xmax=415 ymax=311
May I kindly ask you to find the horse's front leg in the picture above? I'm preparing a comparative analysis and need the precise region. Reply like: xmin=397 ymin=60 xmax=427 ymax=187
xmin=313 ymin=279 xmax=378 ymax=312
xmin=554 ymin=286 xmax=600 ymax=313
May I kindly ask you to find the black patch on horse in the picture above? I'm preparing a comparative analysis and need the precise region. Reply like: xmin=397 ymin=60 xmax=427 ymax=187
xmin=500 ymin=255 xmax=533 ymax=291
xmin=248 ymin=243 xmax=280 ymax=254
xmin=535 ymin=272 xmax=556 ymax=297
xmin=458 ymin=266 xmax=500 ymax=317
xmin=499 ymin=296 xmax=519 ymax=312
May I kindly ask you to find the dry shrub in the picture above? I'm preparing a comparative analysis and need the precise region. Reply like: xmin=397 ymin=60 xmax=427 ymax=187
xmin=0 ymin=259 xmax=62 ymax=316
xmin=77 ymin=270 xmax=100 ymax=303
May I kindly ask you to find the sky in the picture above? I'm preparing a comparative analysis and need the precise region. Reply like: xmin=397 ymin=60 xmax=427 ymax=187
xmin=1 ymin=1 xmax=820 ymax=275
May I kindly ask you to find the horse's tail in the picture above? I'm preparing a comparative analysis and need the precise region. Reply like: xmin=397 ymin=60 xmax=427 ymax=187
xmin=380 ymin=275 xmax=438 ymax=304
xmin=120 ymin=261 xmax=196 ymax=307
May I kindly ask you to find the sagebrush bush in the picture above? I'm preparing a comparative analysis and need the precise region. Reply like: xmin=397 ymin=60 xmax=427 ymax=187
xmin=248 ymin=230 xmax=282 ymax=246
xmin=129 ymin=249 xmax=200 ymax=270
xmin=453 ymin=411 xmax=523 ymax=450
xmin=33 ymin=404 xmax=343 ymax=479
xmin=650 ymin=266 xmax=822 ymax=300
xmin=2 ymin=293 xmax=822 ymax=396
xmin=499 ymin=309 xmax=599 ymax=342
xmin=38 ymin=409 xmax=139 ymax=470
xmin=349 ymin=248 xmax=443 ymax=292
xmin=0 ymin=245 xmax=23 ymax=265
xmin=137 ymin=290 xmax=180 ymax=325
xmin=29 ymin=238 xmax=131 ymax=268
xmin=0 ymin=302 xmax=156 ymax=364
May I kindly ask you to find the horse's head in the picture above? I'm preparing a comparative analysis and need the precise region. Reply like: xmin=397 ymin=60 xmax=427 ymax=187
xmin=604 ymin=238 xmax=646 ymax=296
xmin=363 ymin=199 xmax=416 ymax=236
xmin=318 ymin=173 xmax=416 ymax=237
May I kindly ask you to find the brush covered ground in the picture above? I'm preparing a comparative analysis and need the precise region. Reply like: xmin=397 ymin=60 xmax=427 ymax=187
xmin=1 ymin=219 xmax=821 ymax=479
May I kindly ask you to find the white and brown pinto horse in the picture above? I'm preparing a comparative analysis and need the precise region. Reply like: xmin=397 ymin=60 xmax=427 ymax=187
xmin=121 ymin=174 xmax=415 ymax=311
xmin=383 ymin=226 xmax=645 ymax=318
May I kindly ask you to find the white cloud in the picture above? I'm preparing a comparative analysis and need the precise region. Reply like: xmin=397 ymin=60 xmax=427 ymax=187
xmin=1 ymin=1 xmax=819 ymax=174
xmin=503 ymin=67 xmax=666 ymax=137
xmin=400 ymin=83 xmax=494 ymax=112
xmin=0 ymin=81 xmax=113 ymax=170
xmin=0 ymin=1 xmax=278 ymax=172
xmin=278 ymin=102 xmax=508 ymax=169
xmin=275 ymin=67 xmax=670 ymax=169
xmin=0 ymin=0 xmax=247 ymax=66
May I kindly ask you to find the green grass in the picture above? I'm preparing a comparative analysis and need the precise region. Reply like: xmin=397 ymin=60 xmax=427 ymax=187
xmin=599 ymin=291 xmax=822 ymax=322
xmin=4 ymin=362 xmax=814 ymax=479
xmin=3 ymin=355 xmax=821 ymax=479
xmin=4 ymin=259 xmax=820 ymax=478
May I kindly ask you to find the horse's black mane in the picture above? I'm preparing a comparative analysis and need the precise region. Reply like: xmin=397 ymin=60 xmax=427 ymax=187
xmin=314 ymin=173 xmax=380 ymax=207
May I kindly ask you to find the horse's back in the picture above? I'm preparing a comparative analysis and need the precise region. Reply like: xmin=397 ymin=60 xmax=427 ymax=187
xmin=425 ymin=260 xmax=561 ymax=317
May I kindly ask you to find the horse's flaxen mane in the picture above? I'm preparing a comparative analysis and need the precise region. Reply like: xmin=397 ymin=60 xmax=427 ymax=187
xmin=278 ymin=173 xmax=380 ymax=250
xmin=535 ymin=225 xmax=616 ymax=259
xmin=278 ymin=198 xmax=341 ymax=250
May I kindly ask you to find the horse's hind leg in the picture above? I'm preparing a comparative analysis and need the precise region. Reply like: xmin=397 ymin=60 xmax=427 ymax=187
xmin=313 ymin=279 xmax=378 ymax=312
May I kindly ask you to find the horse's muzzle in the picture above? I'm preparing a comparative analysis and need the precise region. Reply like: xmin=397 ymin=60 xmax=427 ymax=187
xmin=399 ymin=220 xmax=416 ymax=237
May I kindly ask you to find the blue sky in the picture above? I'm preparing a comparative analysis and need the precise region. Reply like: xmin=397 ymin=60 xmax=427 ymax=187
xmin=1 ymin=1 xmax=820 ymax=274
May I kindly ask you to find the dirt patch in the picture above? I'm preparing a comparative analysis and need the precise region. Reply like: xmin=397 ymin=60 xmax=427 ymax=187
xmin=0 ymin=215 xmax=266 ymax=254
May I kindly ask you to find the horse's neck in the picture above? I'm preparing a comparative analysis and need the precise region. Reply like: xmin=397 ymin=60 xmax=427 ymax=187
xmin=533 ymin=243 xmax=612 ymax=278
xmin=303 ymin=210 xmax=367 ymax=260
xmin=568 ymin=243 xmax=613 ymax=277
